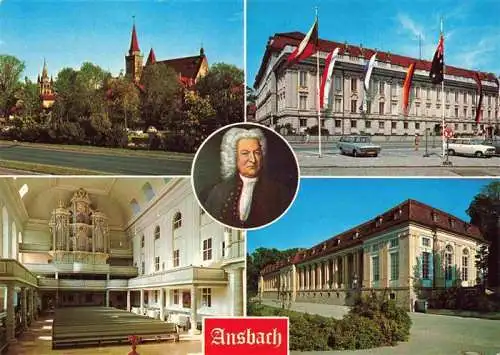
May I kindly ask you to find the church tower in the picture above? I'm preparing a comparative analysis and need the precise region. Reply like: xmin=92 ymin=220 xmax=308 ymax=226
xmin=37 ymin=59 xmax=55 ymax=109
xmin=125 ymin=22 xmax=143 ymax=83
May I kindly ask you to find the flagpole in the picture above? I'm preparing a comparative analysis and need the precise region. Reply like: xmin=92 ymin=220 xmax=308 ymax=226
xmin=316 ymin=8 xmax=322 ymax=158
xmin=441 ymin=18 xmax=445 ymax=159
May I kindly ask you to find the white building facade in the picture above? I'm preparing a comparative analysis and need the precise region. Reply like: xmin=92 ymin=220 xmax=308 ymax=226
xmin=254 ymin=32 xmax=500 ymax=137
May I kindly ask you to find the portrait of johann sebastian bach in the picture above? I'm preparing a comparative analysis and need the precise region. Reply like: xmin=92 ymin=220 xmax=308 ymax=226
xmin=204 ymin=127 xmax=294 ymax=229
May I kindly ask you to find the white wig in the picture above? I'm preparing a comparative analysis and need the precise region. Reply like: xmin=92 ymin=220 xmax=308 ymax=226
xmin=220 ymin=127 xmax=267 ymax=179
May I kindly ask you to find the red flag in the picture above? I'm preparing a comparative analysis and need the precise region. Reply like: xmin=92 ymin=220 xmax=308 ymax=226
xmin=429 ymin=35 xmax=444 ymax=84
xmin=319 ymin=48 xmax=339 ymax=109
xmin=474 ymin=73 xmax=483 ymax=123
xmin=402 ymin=62 xmax=416 ymax=116
xmin=287 ymin=19 xmax=318 ymax=65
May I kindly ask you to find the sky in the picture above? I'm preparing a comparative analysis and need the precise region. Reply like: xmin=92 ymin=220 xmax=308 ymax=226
xmin=247 ymin=0 xmax=500 ymax=86
xmin=0 ymin=0 xmax=243 ymax=81
xmin=247 ymin=178 xmax=497 ymax=253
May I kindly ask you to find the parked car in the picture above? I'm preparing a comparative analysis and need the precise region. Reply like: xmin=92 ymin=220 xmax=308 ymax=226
xmin=483 ymin=138 xmax=500 ymax=154
xmin=337 ymin=135 xmax=381 ymax=157
xmin=446 ymin=138 xmax=496 ymax=158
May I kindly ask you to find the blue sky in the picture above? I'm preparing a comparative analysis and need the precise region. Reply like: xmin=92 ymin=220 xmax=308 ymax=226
xmin=247 ymin=0 xmax=500 ymax=86
xmin=0 ymin=0 xmax=243 ymax=81
xmin=247 ymin=178 xmax=497 ymax=253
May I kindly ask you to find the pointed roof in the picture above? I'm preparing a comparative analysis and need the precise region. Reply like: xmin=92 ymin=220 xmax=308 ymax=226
xmin=156 ymin=54 xmax=206 ymax=83
xmin=146 ymin=48 xmax=156 ymax=65
xmin=41 ymin=59 xmax=48 ymax=78
xmin=129 ymin=24 xmax=140 ymax=53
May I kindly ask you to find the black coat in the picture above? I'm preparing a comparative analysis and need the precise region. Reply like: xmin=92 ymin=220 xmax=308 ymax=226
xmin=204 ymin=175 xmax=293 ymax=228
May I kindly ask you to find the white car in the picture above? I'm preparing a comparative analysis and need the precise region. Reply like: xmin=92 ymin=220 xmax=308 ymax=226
xmin=447 ymin=138 xmax=496 ymax=158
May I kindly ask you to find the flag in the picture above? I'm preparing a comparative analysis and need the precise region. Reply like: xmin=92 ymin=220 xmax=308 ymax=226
xmin=361 ymin=53 xmax=377 ymax=112
xmin=402 ymin=62 xmax=416 ymax=116
xmin=429 ymin=35 xmax=444 ymax=84
xmin=319 ymin=47 xmax=339 ymax=109
xmin=474 ymin=72 xmax=483 ymax=123
xmin=287 ymin=19 xmax=318 ymax=65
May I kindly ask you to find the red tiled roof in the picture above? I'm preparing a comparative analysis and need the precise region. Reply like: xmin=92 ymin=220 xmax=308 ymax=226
xmin=146 ymin=48 xmax=157 ymax=65
xmin=156 ymin=55 xmax=205 ymax=81
xmin=41 ymin=93 xmax=56 ymax=101
xmin=255 ymin=31 xmax=500 ymax=88
xmin=129 ymin=24 xmax=140 ymax=53
xmin=260 ymin=199 xmax=485 ymax=276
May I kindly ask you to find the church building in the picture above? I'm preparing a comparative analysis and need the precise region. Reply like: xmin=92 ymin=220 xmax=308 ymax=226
xmin=36 ymin=59 xmax=55 ymax=109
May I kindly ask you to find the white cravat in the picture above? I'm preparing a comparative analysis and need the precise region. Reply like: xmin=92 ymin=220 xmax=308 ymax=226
xmin=238 ymin=174 xmax=258 ymax=222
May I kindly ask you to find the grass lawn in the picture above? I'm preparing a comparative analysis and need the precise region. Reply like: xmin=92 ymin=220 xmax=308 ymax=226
xmin=0 ymin=140 xmax=194 ymax=159
xmin=0 ymin=159 xmax=107 ymax=175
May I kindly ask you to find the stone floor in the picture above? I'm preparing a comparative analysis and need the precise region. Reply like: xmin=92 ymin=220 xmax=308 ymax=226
xmin=262 ymin=300 xmax=500 ymax=355
xmin=6 ymin=316 xmax=202 ymax=355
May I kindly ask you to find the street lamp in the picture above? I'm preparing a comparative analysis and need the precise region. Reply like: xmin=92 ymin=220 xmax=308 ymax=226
xmin=423 ymin=128 xmax=430 ymax=157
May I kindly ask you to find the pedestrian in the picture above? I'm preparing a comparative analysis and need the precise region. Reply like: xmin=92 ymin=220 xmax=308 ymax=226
xmin=414 ymin=133 xmax=420 ymax=151
xmin=305 ymin=132 xmax=310 ymax=144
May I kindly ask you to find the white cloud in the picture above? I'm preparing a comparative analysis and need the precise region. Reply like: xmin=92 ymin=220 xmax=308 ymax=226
xmin=397 ymin=13 xmax=425 ymax=40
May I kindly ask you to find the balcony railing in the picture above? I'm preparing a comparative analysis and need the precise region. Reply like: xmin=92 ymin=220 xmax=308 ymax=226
xmin=18 ymin=242 xmax=51 ymax=253
xmin=0 ymin=259 xmax=38 ymax=285
xmin=128 ymin=266 xmax=227 ymax=288
xmin=23 ymin=263 xmax=138 ymax=277
xmin=110 ymin=266 xmax=138 ymax=277
xmin=38 ymin=278 xmax=129 ymax=290
xmin=106 ymin=279 xmax=128 ymax=288
xmin=109 ymin=248 xmax=133 ymax=258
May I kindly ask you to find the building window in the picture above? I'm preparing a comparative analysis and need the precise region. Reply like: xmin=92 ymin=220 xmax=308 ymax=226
xmin=299 ymin=118 xmax=307 ymax=127
xmin=445 ymin=245 xmax=453 ymax=281
xmin=351 ymin=99 xmax=357 ymax=113
xmin=335 ymin=119 xmax=341 ymax=128
xmin=154 ymin=226 xmax=160 ymax=240
xmin=351 ymin=78 xmax=357 ymax=92
xmin=141 ymin=235 xmax=145 ymax=248
xmin=454 ymin=108 xmax=458 ymax=118
xmin=415 ymin=87 xmax=420 ymax=98
xmin=372 ymin=256 xmax=380 ymax=282
xmin=202 ymin=288 xmax=212 ymax=307
xmin=379 ymin=121 xmax=385 ymax=129
xmin=379 ymin=81 xmax=385 ymax=95
xmin=390 ymin=252 xmax=399 ymax=280
xmin=351 ymin=120 xmax=357 ymax=128
xmin=422 ymin=252 xmax=430 ymax=279
xmin=403 ymin=122 xmax=408 ymax=129
xmin=455 ymin=91 xmax=459 ymax=103
xmin=203 ymin=238 xmax=213 ymax=261
xmin=142 ymin=182 xmax=155 ymax=202
xmin=415 ymin=122 xmax=420 ymax=130
xmin=464 ymin=92 xmax=468 ymax=103
xmin=334 ymin=76 xmax=342 ymax=91
xmin=335 ymin=98 xmax=342 ymax=112
xmin=173 ymin=249 xmax=180 ymax=267
xmin=391 ymin=121 xmax=397 ymax=129
xmin=299 ymin=95 xmax=307 ymax=110
xmin=365 ymin=120 xmax=371 ymax=128
xmin=141 ymin=261 xmax=145 ymax=275
xmin=379 ymin=101 xmax=384 ymax=114
xmin=155 ymin=256 xmax=160 ymax=271
xmin=299 ymin=71 xmax=307 ymax=87
xmin=173 ymin=290 xmax=179 ymax=304
xmin=463 ymin=108 xmax=467 ymax=118
xmin=462 ymin=249 xmax=469 ymax=281
xmin=390 ymin=238 xmax=399 ymax=248
xmin=463 ymin=123 xmax=467 ymax=130
xmin=391 ymin=102 xmax=397 ymax=114
xmin=390 ymin=83 xmax=396 ymax=97
xmin=173 ymin=212 xmax=182 ymax=229
xmin=426 ymin=87 xmax=430 ymax=99
xmin=422 ymin=237 xmax=431 ymax=247
xmin=222 ymin=241 xmax=225 ymax=257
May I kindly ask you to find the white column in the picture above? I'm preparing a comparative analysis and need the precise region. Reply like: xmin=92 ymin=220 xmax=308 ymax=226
xmin=6 ymin=283 xmax=15 ymax=343
xmin=189 ymin=286 xmax=200 ymax=335
xmin=325 ymin=261 xmax=330 ymax=289
xmin=126 ymin=290 xmax=131 ymax=311
xmin=139 ymin=289 xmax=144 ymax=315
xmin=159 ymin=288 xmax=164 ymax=321
xmin=231 ymin=268 xmax=243 ymax=316
xmin=22 ymin=288 xmax=27 ymax=329
xmin=305 ymin=265 xmax=310 ymax=290
xmin=105 ymin=290 xmax=110 ymax=307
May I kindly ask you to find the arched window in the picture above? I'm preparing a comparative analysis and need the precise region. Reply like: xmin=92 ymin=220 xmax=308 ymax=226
xmin=142 ymin=182 xmax=155 ymax=202
xmin=130 ymin=199 xmax=140 ymax=215
xmin=141 ymin=235 xmax=145 ymax=248
xmin=173 ymin=212 xmax=182 ymax=230
xmin=461 ymin=249 xmax=469 ymax=281
xmin=445 ymin=245 xmax=453 ymax=281
xmin=154 ymin=226 xmax=160 ymax=240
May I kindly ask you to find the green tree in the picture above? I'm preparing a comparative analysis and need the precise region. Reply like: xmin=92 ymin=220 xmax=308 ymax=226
xmin=0 ymin=55 xmax=25 ymax=117
xmin=467 ymin=181 xmax=500 ymax=287
xmin=106 ymin=76 xmax=141 ymax=129
xmin=140 ymin=64 xmax=183 ymax=130
xmin=196 ymin=63 xmax=244 ymax=126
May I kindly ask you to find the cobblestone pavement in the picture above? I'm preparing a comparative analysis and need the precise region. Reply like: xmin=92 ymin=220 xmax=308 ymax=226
xmin=262 ymin=300 xmax=500 ymax=355
xmin=292 ymin=146 xmax=500 ymax=176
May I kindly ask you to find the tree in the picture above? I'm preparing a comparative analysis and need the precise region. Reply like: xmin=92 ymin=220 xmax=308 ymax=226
xmin=196 ymin=63 xmax=244 ymax=127
xmin=106 ymin=77 xmax=141 ymax=129
xmin=0 ymin=55 xmax=25 ymax=117
xmin=140 ymin=64 xmax=183 ymax=130
xmin=467 ymin=181 xmax=500 ymax=287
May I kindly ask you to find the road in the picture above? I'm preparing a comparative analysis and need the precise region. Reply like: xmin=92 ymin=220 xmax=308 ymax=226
xmin=291 ymin=142 xmax=500 ymax=176
xmin=0 ymin=143 xmax=193 ymax=175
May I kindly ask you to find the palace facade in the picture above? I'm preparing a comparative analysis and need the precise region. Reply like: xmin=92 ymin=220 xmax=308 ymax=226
xmin=0 ymin=177 xmax=244 ymax=347
xmin=254 ymin=32 xmax=500 ymax=136
xmin=259 ymin=199 xmax=487 ymax=311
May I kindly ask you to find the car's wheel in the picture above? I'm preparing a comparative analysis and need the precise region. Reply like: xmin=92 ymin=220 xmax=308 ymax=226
xmin=353 ymin=150 xmax=358 ymax=157
xmin=374 ymin=153 xmax=378 ymax=157
xmin=339 ymin=148 xmax=344 ymax=155
xmin=475 ymin=151 xmax=484 ymax=158
xmin=447 ymin=149 xmax=455 ymax=156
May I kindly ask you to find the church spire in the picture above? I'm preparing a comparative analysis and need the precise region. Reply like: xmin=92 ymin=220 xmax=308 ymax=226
xmin=129 ymin=22 xmax=140 ymax=54
xmin=146 ymin=48 xmax=156 ymax=65
xmin=42 ymin=58 xmax=48 ymax=79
